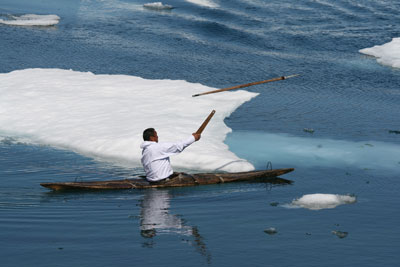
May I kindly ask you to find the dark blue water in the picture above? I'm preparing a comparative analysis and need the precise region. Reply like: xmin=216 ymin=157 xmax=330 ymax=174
xmin=1 ymin=0 xmax=400 ymax=266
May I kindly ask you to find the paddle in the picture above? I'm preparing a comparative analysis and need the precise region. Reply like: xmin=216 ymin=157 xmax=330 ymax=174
xmin=196 ymin=110 xmax=216 ymax=134
xmin=192 ymin=74 xmax=299 ymax=97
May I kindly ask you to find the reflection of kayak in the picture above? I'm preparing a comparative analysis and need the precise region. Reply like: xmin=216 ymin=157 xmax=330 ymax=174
xmin=41 ymin=168 xmax=294 ymax=191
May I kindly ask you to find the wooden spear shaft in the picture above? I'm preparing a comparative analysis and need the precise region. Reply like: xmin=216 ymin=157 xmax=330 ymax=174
xmin=192 ymin=74 xmax=299 ymax=97
xmin=196 ymin=110 xmax=216 ymax=135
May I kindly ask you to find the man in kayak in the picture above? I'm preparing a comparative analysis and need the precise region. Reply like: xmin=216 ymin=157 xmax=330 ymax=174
xmin=140 ymin=128 xmax=201 ymax=183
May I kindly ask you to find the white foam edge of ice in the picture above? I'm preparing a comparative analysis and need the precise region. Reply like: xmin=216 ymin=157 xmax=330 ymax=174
xmin=359 ymin=37 xmax=400 ymax=68
xmin=0 ymin=68 xmax=258 ymax=172
xmin=284 ymin=193 xmax=357 ymax=210
xmin=0 ymin=14 xmax=60 ymax=26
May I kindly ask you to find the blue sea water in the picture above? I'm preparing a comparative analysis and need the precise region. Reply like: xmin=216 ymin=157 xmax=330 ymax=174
xmin=1 ymin=0 xmax=400 ymax=266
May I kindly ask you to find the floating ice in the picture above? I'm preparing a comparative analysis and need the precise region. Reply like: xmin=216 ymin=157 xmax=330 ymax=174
xmin=143 ymin=2 xmax=173 ymax=10
xmin=226 ymin=131 xmax=400 ymax=171
xmin=0 ymin=14 xmax=60 ymax=26
xmin=264 ymin=228 xmax=277 ymax=235
xmin=185 ymin=0 xmax=219 ymax=8
xmin=359 ymin=38 xmax=400 ymax=68
xmin=0 ymin=68 xmax=257 ymax=172
xmin=332 ymin=230 xmax=348 ymax=239
xmin=303 ymin=128 xmax=315 ymax=134
xmin=288 ymin=194 xmax=356 ymax=210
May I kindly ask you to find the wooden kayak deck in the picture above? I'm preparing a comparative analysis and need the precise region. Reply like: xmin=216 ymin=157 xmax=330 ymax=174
xmin=40 ymin=168 xmax=294 ymax=191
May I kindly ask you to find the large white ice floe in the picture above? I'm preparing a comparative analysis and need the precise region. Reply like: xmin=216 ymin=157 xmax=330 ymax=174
xmin=0 ymin=68 xmax=257 ymax=172
xmin=359 ymin=37 xmax=400 ymax=68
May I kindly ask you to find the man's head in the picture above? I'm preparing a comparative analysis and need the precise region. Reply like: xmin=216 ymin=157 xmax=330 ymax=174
xmin=143 ymin=128 xmax=158 ymax=142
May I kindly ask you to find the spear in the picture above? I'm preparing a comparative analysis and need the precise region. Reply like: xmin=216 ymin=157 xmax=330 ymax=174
xmin=192 ymin=74 xmax=299 ymax=97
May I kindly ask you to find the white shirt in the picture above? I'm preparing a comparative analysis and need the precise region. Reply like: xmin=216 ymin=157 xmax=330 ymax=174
xmin=140 ymin=135 xmax=195 ymax=182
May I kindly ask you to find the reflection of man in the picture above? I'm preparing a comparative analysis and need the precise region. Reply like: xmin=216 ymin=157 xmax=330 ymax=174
xmin=139 ymin=189 xmax=211 ymax=262
xmin=140 ymin=128 xmax=200 ymax=182
xmin=140 ymin=189 xmax=192 ymax=238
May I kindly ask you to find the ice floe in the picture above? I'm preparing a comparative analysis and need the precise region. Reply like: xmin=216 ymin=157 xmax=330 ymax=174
xmin=143 ymin=2 xmax=173 ymax=10
xmin=0 ymin=68 xmax=257 ymax=172
xmin=185 ymin=0 xmax=219 ymax=8
xmin=287 ymin=193 xmax=356 ymax=210
xmin=359 ymin=37 xmax=400 ymax=68
xmin=0 ymin=14 xmax=60 ymax=26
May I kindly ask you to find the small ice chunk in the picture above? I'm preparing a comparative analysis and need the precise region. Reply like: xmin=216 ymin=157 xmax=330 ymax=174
xmin=303 ymin=128 xmax=315 ymax=134
xmin=264 ymin=228 xmax=277 ymax=235
xmin=332 ymin=230 xmax=348 ymax=239
xmin=185 ymin=0 xmax=219 ymax=8
xmin=290 ymin=193 xmax=356 ymax=210
xmin=0 ymin=14 xmax=60 ymax=26
xmin=143 ymin=2 xmax=173 ymax=10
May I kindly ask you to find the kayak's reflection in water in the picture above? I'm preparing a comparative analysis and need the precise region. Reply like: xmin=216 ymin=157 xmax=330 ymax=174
xmin=139 ymin=189 xmax=211 ymax=262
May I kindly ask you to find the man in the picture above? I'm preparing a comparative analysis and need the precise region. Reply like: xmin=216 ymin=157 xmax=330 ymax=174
xmin=140 ymin=128 xmax=201 ymax=182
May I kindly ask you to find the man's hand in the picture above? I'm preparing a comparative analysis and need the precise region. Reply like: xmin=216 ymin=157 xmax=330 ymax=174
xmin=192 ymin=133 xmax=201 ymax=141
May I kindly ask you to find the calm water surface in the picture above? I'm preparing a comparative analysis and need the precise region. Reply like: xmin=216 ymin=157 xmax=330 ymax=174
xmin=1 ymin=0 xmax=400 ymax=266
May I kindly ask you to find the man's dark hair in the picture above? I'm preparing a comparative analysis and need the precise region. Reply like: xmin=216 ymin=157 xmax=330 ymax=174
xmin=143 ymin=128 xmax=156 ymax=141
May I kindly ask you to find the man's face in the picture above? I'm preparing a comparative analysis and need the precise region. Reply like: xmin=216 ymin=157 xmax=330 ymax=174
xmin=150 ymin=131 xmax=158 ymax=143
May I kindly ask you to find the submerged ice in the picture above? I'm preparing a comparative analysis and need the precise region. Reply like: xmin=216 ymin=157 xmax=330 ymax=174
xmin=0 ymin=68 xmax=257 ymax=172
xmin=359 ymin=38 xmax=400 ymax=68
xmin=0 ymin=14 xmax=60 ymax=26
xmin=289 ymin=194 xmax=356 ymax=210
xmin=226 ymin=131 xmax=400 ymax=171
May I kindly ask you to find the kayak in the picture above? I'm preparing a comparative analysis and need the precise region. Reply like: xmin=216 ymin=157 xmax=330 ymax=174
xmin=40 ymin=168 xmax=294 ymax=191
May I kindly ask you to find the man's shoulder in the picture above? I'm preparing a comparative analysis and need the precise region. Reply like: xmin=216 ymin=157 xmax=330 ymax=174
xmin=142 ymin=141 xmax=172 ymax=149
xmin=140 ymin=141 xmax=157 ymax=149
